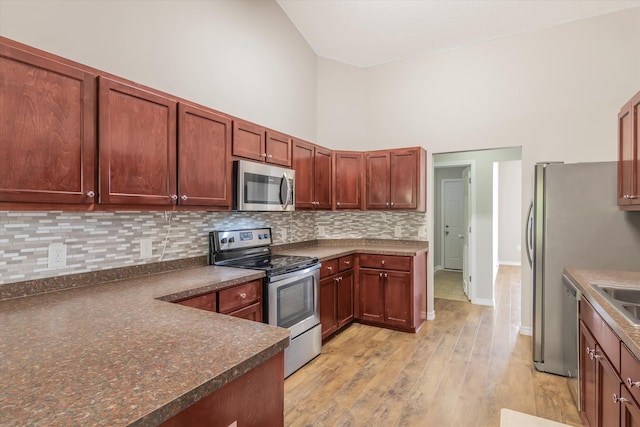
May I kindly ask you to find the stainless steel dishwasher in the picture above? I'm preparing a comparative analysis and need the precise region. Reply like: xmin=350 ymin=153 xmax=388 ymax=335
xmin=562 ymin=273 xmax=581 ymax=410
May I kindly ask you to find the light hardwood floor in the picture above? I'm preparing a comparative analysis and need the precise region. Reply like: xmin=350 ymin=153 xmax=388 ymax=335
xmin=284 ymin=266 xmax=582 ymax=427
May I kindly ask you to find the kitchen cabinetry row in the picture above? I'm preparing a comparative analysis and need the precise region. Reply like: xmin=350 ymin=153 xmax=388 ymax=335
xmin=320 ymin=251 xmax=427 ymax=340
xmin=174 ymin=279 xmax=262 ymax=322
xmin=618 ymin=90 xmax=640 ymax=210
xmin=0 ymin=36 xmax=426 ymax=212
xmin=580 ymin=297 xmax=640 ymax=426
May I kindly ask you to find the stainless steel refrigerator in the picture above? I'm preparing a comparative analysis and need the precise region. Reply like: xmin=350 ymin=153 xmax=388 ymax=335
xmin=526 ymin=161 xmax=640 ymax=379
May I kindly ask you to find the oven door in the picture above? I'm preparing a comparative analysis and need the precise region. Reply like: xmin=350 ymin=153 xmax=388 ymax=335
xmin=235 ymin=160 xmax=295 ymax=211
xmin=267 ymin=264 xmax=320 ymax=339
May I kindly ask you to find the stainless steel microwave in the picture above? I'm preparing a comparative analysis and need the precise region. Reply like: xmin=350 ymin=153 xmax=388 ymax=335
xmin=233 ymin=160 xmax=295 ymax=211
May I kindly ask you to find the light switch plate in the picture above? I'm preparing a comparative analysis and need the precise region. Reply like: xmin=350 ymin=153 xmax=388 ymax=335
xmin=418 ymin=226 xmax=427 ymax=237
xmin=140 ymin=238 xmax=153 ymax=259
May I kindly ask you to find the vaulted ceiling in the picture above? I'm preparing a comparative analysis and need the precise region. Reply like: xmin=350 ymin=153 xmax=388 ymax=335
xmin=276 ymin=0 xmax=640 ymax=68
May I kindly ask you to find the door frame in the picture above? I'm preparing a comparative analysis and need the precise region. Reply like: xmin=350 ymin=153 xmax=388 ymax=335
xmin=440 ymin=178 xmax=465 ymax=270
xmin=433 ymin=160 xmax=477 ymax=304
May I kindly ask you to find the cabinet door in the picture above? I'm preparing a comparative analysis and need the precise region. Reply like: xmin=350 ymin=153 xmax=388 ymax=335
xmin=0 ymin=43 xmax=96 ymax=204
xmin=177 ymin=103 xmax=231 ymax=207
xmin=598 ymin=345 xmax=621 ymax=427
xmin=98 ymin=76 xmax=177 ymax=205
xmin=633 ymin=94 xmax=640 ymax=207
xmin=383 ymin=270 xmax=411 ymax=327
xmin=618 ymin=100 xmax=634 ymax=206
xmin=265 ymin=130 xmax=291 ymax=167
xmin=621 ymin=388 xmax=640 ymax=427
xmin=334 ymin=152 xmax=363 ymax=210
xmin=175 ymin=292 xmax=217 ymax=312
xmin=359 ymin=269 xmax=384 ymax=323
xmin=314 ymin=147 xmax=332 ymax=209
xmin=390 ymin=149 xmax=418 ymax=209
xmin=292 ymin=140 xmax=315 ymax=209
xmin=337 ymin=270 xmax=354 ymax=328
xmin=320 ymin=276 xmax=338 ymax=339
xmin=366 ymin=151 xmax=390 ymax=209
xmin=580 ymin=322 xmax=597 ymax=427
xmin=232 ymin=119 xmax=265 ymax=162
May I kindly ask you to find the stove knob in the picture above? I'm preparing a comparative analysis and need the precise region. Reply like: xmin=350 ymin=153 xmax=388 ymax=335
xmin=258 ymin=234 xmax=263 ymax=239
xmin=263 ymin=234 xmax=269 ymax=239
xmin=220 ymin=238 xmax=228 ymax=244
xmin=228 ymin=237 xmax=235 ymax=243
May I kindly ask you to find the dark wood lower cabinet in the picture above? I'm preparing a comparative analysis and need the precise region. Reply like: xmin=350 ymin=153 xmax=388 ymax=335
xmin=319 ymin=257 xmax=354 ymax=340
xmin=337 ymin=270 xmax=354 ymax=328
xmin=580 ymin=298 xmax=640 ymax=427
xmin=320 ymin=276 xmax=338 ymax=339
xmin=160 ymin=351 xmax=284 ymax=427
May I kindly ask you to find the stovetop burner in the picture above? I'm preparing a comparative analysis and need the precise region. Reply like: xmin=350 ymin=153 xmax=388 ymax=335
xmin=209 ymin=228 xmax=319 ymax=276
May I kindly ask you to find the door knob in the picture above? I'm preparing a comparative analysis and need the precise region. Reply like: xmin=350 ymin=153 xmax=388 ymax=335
xmin=458 ymin=234 xmax=464 ymax=239
xmin=445 ymin=230 xmax=449 ymax=235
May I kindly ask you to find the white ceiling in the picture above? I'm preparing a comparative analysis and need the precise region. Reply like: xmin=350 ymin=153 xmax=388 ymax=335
xmin=276 ymin=0 xmax=640 ymax=68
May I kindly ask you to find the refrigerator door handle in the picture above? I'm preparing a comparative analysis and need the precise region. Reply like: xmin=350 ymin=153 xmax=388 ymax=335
xmin=526 ymin=201 xmax=533 ymax=267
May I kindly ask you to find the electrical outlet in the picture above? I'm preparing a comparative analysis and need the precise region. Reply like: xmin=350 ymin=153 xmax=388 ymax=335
xmin=516 ymin=244 xmax=521 ymax=252
xmin=140 ymin=238 xmax=153 ymax=259
xmin=395 ymin=226 xmax=402 ymax=237
xmin=48 ymin=243 xmax=67 ymax=269
xmin=318 ymin=225 xmax=325 ymax=236
xmin=418 ymin=226 xmax=427 ymax=237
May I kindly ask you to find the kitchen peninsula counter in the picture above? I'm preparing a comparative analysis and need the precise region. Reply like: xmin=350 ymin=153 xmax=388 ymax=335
xmin=0 ymin=265 xmax=289 ymax=426
xmin=564 ymin=268 xmax=640 ymax=361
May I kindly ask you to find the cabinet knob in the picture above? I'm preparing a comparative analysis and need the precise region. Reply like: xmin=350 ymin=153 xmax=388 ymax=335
xmin=390 ymin=201 xmax=394 ymax=207
xmin=381 ymin=260 xmax=385 ymax=265
xmin=386 ymin=202 xmax=389 ymax=207
xmin=327 ymin=266 xmax=332 ymax=271
xmin=627 ymin=378 xmax=640 ymax=388
xmin=613 ymin=393 xmax=629 ymax=404
xmin=336 ymin=201 xmax=341 ymax=207
xmin=344 ymin=260 xmax=350 ymax=265
xmin=384 ymin=273 xmax=388 ymax=278
xmin=86 ymin=190 xmax=95 ymax=198
xmin=261 ymin=153 xmax=267 ymax=158
xmin=379 ymin=272 xmax=383 ymax=278
xmin=181 ymin=195 xmax=188 ymax=201
xmin=171 ymin=194 xmax=178 ymax=201
xmin=267 ymin=154 xmax=273 ymax=158
xmin=239 ymin=292 xmax=247 ymax=299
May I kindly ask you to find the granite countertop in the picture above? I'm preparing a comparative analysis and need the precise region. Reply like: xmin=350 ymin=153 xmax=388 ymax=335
xmin=0 ymin=265 xmax=290 ymax=427
xmin=564 ymin=268 xmax=640 ymax=361
xmin=273 ymin=239 xmax=429 ymax=261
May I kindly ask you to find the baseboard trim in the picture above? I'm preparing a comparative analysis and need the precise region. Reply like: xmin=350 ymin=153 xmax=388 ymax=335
xmin=499 ymin=261 xmax=522 ymax=266
xmin=519 ymin=326 xmax=533 ymax=336
xmin=472 ymin=298 xmax=494 ymax=307
xmin=434 ymin=265 xmax=443 ymax=272
xmin=427 ymin=310 xmax=436 ymax=320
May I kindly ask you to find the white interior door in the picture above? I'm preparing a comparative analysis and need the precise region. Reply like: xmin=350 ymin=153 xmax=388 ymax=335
xmin=462 ymin=168 xmax=471 ymax=297
xmin=442 ymin=179 xmax=464 ymax=270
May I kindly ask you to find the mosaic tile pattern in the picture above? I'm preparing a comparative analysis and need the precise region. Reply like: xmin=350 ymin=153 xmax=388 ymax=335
xmin=0 ymin=210 xmax=426 ymax=286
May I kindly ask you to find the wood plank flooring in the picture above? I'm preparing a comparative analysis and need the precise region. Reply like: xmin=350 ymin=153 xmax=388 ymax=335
xmin=284 ymin=265 xmax=583 ymax=427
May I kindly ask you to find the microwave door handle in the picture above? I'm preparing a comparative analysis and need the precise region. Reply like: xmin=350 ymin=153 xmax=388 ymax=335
xmin=280 ymin=173 xmax=291 ymax=209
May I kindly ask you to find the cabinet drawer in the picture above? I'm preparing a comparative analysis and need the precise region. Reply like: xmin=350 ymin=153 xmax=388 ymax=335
xmin=338 ymin=255 xmax=354 ymax=272
xmin=580 ymin=298 xmax=620 ymax=372
xmin=227 ymin=302 xmax=262 ymax=323
xmin=359 ymin=255 xmax=410 ymax=271
xmin=622 ymin=343 xmax=640 ymax=404
xmin=175 ymin=292 xmax=217 ymax=312
xmin=219 ymin=280 xmax=262 ymax=314
xmin=320 ymin=259 xmax=338 ymax=278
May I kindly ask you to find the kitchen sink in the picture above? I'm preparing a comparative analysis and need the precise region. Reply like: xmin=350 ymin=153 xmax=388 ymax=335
xmin=592 ymin=284 xmax=640 ymax=326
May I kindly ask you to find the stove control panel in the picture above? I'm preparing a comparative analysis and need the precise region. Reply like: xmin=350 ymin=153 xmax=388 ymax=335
xmin=212 ymin=228 xmax=272 ymax=252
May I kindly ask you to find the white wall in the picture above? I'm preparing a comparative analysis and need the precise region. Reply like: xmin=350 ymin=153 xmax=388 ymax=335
xmin=318 ymin=8 xmax=640 ymax=330
xmin=0 ymin=0 xmax=318 ymax=141
xmin=498 ymin=160 xmax=523 ymax=266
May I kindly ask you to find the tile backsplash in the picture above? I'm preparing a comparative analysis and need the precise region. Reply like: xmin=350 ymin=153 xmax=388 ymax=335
xmin=0 ymin=210 xmax=427 ymax=285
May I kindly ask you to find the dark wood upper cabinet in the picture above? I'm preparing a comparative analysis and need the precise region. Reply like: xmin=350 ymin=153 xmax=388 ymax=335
xmin=177 ymin=102 xmax=231 ymax=208
xmin=365 ymin=147 xmax=426 ymax=211
xmin=98 ymin=76 xmax=177 ymax=206
xmin=333 ymin=151 xmax=363 ymax=210
xmin=0 ymin=41 xmax=97 ymax=204
xmin=233 ymin=119 xmax=291 ymax=167
xmin=618 ymin=92 xmax=640 ymax=209
xmin=292 ymin=139 xmax=331 ymax=210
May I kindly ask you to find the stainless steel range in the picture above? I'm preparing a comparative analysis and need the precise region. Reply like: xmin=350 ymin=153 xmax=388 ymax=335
xmin=209 ymin=227 xmax=321 ymax=378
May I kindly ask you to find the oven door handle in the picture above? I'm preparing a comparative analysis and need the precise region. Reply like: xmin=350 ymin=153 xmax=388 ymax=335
xmin=280 ymin=173 xmax=292 ymax=209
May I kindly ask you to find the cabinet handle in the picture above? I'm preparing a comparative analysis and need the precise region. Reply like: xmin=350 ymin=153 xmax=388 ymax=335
xmin=613 ymin=393 xmax=630 ymax=404
xmin=337 ymin=276 xmax=342 ymax=282
xmin=327 ymin=266 xmax=332 ymax=271
xmin=630 ymin=195 xmax=638 ymax=199
xmin=344 ymin=260 xmax=350 ymax=265
xmin=336 ymin=201 xmax=341 ymax=207
xmin=385 ymin=202 xmax=389 ymax=207
xmin=181 ymin=195 xmax=188 ymax=201
xmin=267 ymin=154 xmax=273 ymax=158
xmin=171 ymin=194 xmax=178 ymax=201
xmin=379 ymin=272 xmax=383 ymax=278
xmin=624 ymin=195 xmax=639 ymax=200
xmin=86 ymin=190 xmax=95 ymax=198
xmin=627 ymin=378 xmax=640 ymax=388
xmin=390 ymin=201 xmax=394 ymax=207
xmin=384 ymin=273 xmax=388 ymax=278
xmin=239 ymin=292 xmax=247 ymax=299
